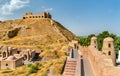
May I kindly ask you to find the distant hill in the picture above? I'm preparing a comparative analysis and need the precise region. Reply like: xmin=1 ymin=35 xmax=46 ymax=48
xmin=0 ymin=18 xmax=76 ymax=50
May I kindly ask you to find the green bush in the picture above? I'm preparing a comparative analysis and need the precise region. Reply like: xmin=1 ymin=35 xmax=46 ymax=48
xmin=28 ymin=63 xmax=42 ymax=74
xmin=27 ymin=64 xmax=32 ymax=67
xmin=28 ymin=66 xmax=37 ymax=74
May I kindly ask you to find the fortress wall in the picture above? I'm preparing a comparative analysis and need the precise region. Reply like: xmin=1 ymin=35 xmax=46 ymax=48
xmin=79 ymin=46 xmax=88 ymax=58
xmin=103 ymin=66 xmax=120 ymax=76
xmin=80 ymin=46 xmax=120 ymax=76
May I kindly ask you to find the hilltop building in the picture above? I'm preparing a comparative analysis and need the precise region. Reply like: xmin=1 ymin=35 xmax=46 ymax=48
xmin=23 ymin=11 xmax=52 ymax=19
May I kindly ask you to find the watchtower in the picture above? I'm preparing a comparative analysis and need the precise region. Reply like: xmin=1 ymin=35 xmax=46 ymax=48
xmin=102 ymin=37 xmax=116 ymax=65
xmin=91 ymin=36 xmax=98 ymax=49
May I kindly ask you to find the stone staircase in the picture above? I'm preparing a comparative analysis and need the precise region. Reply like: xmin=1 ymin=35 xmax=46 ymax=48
xmin=64 ymin=59 xmax=77 ymax=76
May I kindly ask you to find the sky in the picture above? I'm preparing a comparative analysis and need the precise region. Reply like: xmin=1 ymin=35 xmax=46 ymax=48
xmin=0 ymin=0 xmax=120 ymax=36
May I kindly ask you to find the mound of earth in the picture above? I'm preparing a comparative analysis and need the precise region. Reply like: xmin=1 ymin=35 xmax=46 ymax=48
xmin=0 ymin=18 xmax=76 ymax=50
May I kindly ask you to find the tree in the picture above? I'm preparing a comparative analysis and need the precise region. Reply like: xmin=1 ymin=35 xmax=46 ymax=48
xmin=78 ymin=31 xmax=120 ymax=55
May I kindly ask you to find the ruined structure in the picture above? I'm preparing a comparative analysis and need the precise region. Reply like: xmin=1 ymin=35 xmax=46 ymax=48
xmin=0 ymin=46 xmax=35 ymax=69
xmin=23 ymin=12 xmax=52 ymax=19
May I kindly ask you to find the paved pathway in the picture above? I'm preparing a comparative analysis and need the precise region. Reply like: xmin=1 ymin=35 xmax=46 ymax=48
xmin=80 ymin=57 xmax=94 ymax=76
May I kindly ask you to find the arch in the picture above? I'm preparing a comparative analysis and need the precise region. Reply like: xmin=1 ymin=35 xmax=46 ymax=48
xmin=10 ymin=51 xmax=12 ymax=55
xmin=108 ymin=51 xmax=111 ymax=55
xmin=3 ymin=52 xmax=6 ymax=58
xmin=6 ymin=64 xmax=8 ymax=66
xmin=23 ymin=17 xmax=26 ymax=19
xmin=108 ymin=43 xmax=111 ymax=48
xmin=0 ymin=52 xmax=1 ymax=57
xmin=23 ymin=54 xmax=27 ymax=60
xmin=6 ymin=64 xmax=9 ymax=69
xmin=94 ymin=40 xmax=96 ymax=44
xmin=17 ymin=51 xmax=20 ymax=54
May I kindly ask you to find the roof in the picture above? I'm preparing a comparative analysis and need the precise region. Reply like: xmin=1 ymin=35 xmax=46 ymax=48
xmin=104 ymin=37 xmax=114 ymax=41
xmin=6 ymin=56 xmax=17 ymax=60
xmin=14 ymin=54 xmax=21 ymax=58
xmin=91 ymin=36 xmax=97 ymax=40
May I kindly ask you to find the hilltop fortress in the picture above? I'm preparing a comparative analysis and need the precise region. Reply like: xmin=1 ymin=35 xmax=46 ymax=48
xmin=23 ymin=11 xmax=52 ymax=19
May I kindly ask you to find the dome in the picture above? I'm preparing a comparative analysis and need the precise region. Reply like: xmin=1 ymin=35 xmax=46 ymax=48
xmin=104 ymin=37 xmax=114 ymax=41
xmin=27 ymin=49 xmax=30 ymax=51
xmin=7 ymin=56 xmax=16 ymax=60
xmin=8 ymin=46 xmax=12 ymax=50
xmin=14 ymin=54 xmax=21 ymax=58
xmin=91 ymin=36 xmax=97 ymax=40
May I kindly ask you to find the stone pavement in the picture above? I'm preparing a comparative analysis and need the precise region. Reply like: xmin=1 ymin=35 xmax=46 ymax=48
xmin=81 ymin=57 xmax=94 ymax=76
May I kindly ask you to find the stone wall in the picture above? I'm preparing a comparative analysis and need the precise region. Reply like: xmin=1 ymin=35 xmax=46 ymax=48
xmin=23 ymin=12 xmax=52 ymax=19
xmin=80 ymin=46 xmax=120 ymax=76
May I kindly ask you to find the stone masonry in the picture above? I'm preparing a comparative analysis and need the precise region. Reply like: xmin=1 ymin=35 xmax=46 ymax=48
xmin=23 ymin=11 xmax=52 ymax=19
xmin=80 ymin=36 xmax=120 ymax=76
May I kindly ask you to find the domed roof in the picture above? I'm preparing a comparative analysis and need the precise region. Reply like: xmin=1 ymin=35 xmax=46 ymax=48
xmin=14 ymin=54 xmax=21 ymax=58
xmin=6 ymin=56 xmax=16 ymax=60
xmin=91 ymin=36 xmax=97 ymax=40
xmin=104 ymin=37 xmax=114 ymax=41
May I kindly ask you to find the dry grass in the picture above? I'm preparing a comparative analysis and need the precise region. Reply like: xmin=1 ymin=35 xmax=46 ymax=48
xmin=0 ymin=18 xmax=75 ymax=75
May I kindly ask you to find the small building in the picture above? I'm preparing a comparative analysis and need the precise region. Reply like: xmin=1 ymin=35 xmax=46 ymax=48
xmin=1 ymin=55 xmax=23 ymax=69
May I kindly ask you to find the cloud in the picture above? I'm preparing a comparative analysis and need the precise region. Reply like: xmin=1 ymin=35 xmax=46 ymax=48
xmin=0 ymin=0 xmax=30 ymax=15
xmin=44 ymin=8 xmax=53 ymax=12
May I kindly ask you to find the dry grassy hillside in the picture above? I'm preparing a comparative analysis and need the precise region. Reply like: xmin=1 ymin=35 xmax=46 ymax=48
xmin=0 ymin=18 xmax=76 ymax=50
xmin=0 ymin=18 xmax=76 ymax=76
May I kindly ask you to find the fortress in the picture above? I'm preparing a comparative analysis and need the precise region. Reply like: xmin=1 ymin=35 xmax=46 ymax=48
xmin=64 ymin=37 xmax=120 ymax=76
xmin=23 ymin=11 xmax=52 ymax=19
xmin=80 ymin=36 xmax=120 ymax=76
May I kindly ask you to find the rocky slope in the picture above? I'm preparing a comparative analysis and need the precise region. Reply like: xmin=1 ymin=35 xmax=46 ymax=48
xmin=0 ymin=18 xmax=76 ymax=50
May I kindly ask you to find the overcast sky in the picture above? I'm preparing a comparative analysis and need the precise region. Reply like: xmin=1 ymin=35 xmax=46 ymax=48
xmin=0 ymin=0 xmax=120 ymax=36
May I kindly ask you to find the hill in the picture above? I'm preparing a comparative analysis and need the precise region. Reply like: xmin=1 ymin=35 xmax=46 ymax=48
xmin=0 ymin=18 xmax=76 ymax=50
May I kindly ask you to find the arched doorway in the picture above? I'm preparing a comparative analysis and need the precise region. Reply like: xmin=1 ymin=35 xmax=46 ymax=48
xmin=0 ymin=52 xmax=1 ymax=57
xmin=23 ymin=17 xmax=26 ymax=19
xmin=23 ymin=55 xmax=27 ymax=60
xmin=3 ymin=52 xmax=6 ymax=58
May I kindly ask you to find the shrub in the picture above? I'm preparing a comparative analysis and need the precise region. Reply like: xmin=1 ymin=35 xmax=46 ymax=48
xmin=27 ymin=64 xmax=32 ymax=67
xmin=28 ymin=66 xmax=37 ymax=74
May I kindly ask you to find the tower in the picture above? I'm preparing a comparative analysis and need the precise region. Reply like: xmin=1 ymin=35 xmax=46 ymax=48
xmin=102 ymin=37 xmax=116 ymax=65
xmin=91 ymin=36 xmax=98 ymax=49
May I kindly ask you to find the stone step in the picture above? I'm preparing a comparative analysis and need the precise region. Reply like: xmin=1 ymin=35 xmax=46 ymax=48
xmin=67 ymin=61 xmax=77 ymax=63
xmin=64 ymin=60 xmax=77 ymax=76
xmin=66 ymin=62 xmax=76 ymax=63
xmin=65 ymin=67 xmax=76 ymax=70
xmin=65 ymin=73 xmax=75 ymax=76
xmin=66 ymin=65 xmax=76 ymax=67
